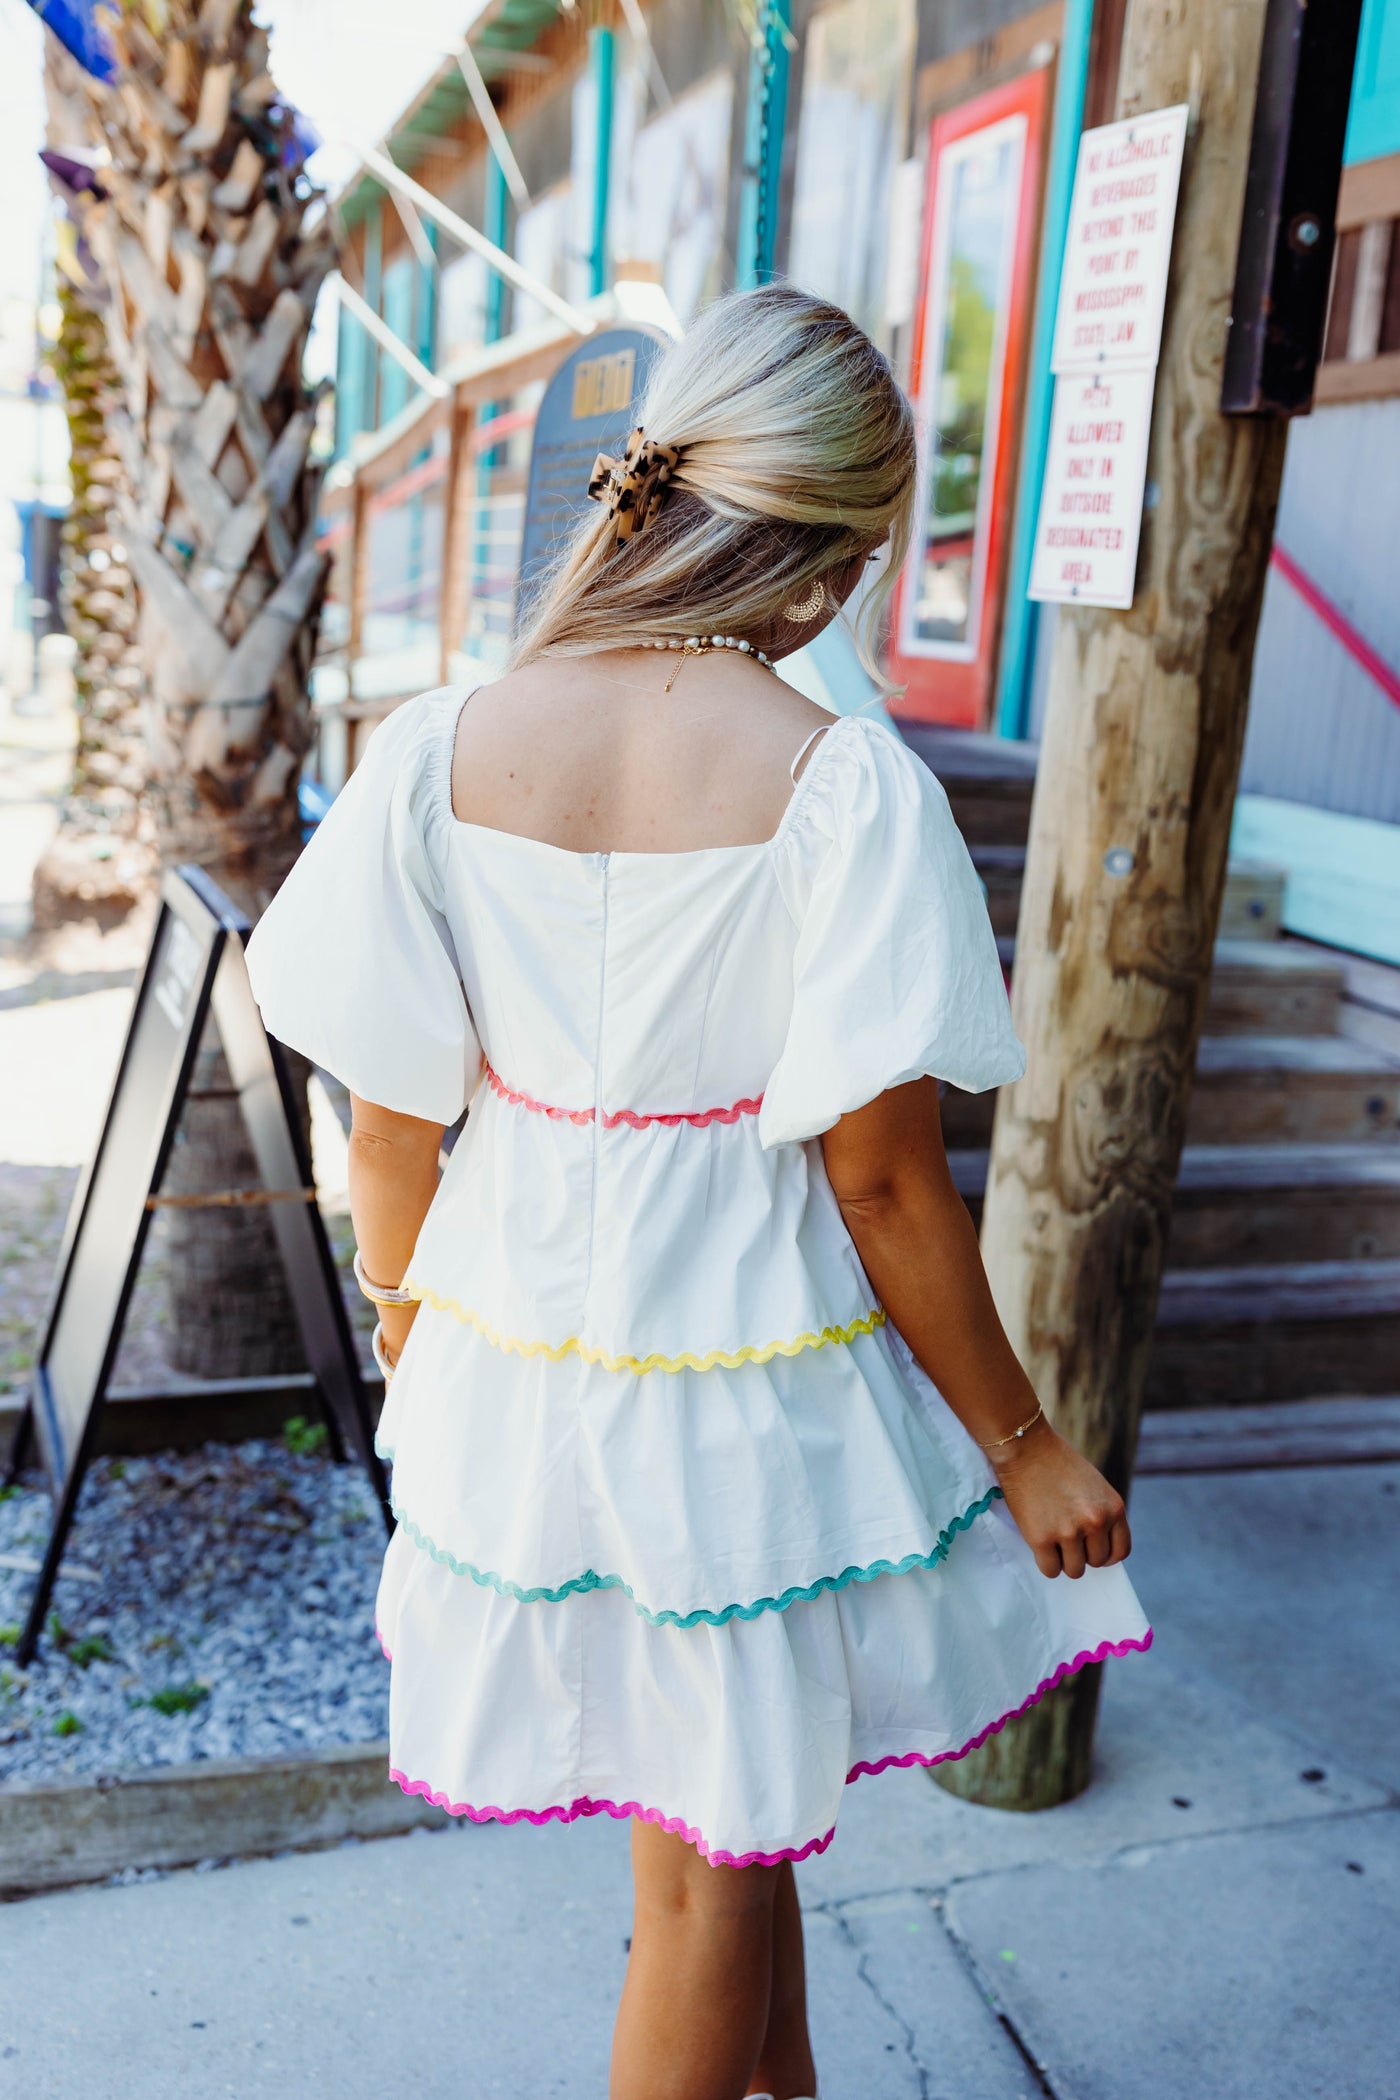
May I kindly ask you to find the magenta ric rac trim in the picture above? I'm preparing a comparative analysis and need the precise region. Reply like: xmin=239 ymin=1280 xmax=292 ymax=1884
xmin=842 ymin=1627 xmax=1154 ymax=1782
xmin=382 ymin=1627 xmax=1153 ymax=1868
xmin=485 ymin=1063 xmax=763 ymax=1131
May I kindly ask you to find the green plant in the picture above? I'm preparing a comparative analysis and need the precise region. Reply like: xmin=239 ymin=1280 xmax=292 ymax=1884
xmin=282 ymin=1415 xmax=328 ymax=1458
xmin=146 ymin=1681 xmax=209 ymax=1717
xmin=53 ymin=1710 xmax=82 ymax=1737
xmin=0 ymin=1483 xmax=20 ymax=1505
xmin=69 ymin=1634 xmax=114 ymax=1669
xmin=0 ymin=1624 xmax=19 ymax=1648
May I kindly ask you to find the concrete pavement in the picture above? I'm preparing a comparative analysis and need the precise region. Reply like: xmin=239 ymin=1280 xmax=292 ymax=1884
xmin=2 ymin=1457 xmax=1397 ymax=2100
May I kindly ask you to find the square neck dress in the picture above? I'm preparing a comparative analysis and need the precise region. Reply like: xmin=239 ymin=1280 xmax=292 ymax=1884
xmin=246 ymin=682 xmax=1151 ymax=1867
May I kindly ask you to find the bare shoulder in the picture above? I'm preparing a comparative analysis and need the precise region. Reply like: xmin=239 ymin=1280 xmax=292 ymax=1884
xmin=450 ymin=651 xmax=838 ymax=852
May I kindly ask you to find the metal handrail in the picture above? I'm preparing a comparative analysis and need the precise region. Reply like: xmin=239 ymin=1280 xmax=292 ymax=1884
xmin=1270 ymin=543 xmax=1400 ymax=712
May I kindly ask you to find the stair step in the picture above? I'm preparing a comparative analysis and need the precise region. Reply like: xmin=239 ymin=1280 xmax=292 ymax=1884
xmin=1218 ymin=860 xmax=1287 ymax=942
xmin=965 ymin=834 xmax=1287 ymax=946
xmin=942 ymin=1035 xmax=1400 ymax=1149
xmin=1136 ymin=1393 xmax=1400 ymax=1472
xmin=1158 ymin=1255 xmax=1400 ymax=1320
xmin=1169 ymin=1143 xmax=1400 ymax=1265
xmin=987 ymin=935 xmax=1344 ymax=1034
xmin=1205 ymin=941 xmax=1345 ymax=1036
xmin=1190 ymin=1035 xmax=1400 ymax=1143
xmin=947 ymin=1142 xmax=1400 ymax=1266
xmin=1146 ymin=1258 xmax=1400 ymax=1407
xmin=969 ymin=844 xmax=1025 ymax=938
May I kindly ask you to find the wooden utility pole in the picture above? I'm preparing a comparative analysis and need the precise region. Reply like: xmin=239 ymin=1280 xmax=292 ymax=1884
xmin=937 ymin=0 xmax=1291 ymax=1811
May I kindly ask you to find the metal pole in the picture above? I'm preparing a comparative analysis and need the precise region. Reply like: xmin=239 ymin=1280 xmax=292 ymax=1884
xmin=483 ymin=153 xmax=508 ymax=349
xmin=589 ymin=25 xmax=615 ymax=298
xmin=388 ymin=187 xmax=436 ymax=270
xmin=736 ymin=0 xmax=791 ymax=290
xmin=357 ymin=144 xmax=591 ymax=333
xmin=474 ymin=154 xmax=511 ymax=650
xmin=332 ymin=278 xmax=449 ymax=399
xmin=992 ymin=1 xmax=1094 ymax=741
xmin=456 ymin=43 xmax=530 ymax=211
xmin=361 ymin=208 xmax=382 ymax=433
xmin=619 ymin=0 xmax=672 ymax=109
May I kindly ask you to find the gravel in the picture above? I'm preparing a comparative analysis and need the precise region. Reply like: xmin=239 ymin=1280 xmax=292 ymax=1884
xmin=0 ymin=1437 xmax=390 ymax=1786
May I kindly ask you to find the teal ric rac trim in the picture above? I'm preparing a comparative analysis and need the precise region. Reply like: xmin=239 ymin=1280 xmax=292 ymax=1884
xmin=380 ymin=1466 xmax=1004 ymax=1630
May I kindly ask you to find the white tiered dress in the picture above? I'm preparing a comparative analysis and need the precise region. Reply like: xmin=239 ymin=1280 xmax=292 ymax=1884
xmin=247 ymin=685 xmax=1151 ymax=1867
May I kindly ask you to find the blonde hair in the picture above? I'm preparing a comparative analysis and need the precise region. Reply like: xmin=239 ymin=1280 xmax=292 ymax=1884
xmin=510 ymin=285 xmax=917 ymax=679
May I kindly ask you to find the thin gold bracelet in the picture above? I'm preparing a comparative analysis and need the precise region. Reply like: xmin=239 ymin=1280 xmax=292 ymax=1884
xmin=978 ymin=1400 xmax=1045 ymax=1450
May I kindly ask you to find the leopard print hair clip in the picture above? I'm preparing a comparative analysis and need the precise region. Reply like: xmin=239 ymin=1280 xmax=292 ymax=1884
xmin=587 ymin=427 xmax=682 ymax=545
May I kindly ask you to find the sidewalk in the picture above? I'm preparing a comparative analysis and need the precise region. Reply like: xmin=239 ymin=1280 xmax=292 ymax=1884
xmin=2 ymin=1455 xmax=1395 ymax=2100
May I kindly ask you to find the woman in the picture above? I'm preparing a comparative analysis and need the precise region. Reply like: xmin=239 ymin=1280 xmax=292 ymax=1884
xmin=248 ymin=286 xmax=1151 ymax=2100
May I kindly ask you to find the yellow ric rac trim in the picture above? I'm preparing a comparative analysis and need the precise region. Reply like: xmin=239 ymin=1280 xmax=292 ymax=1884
xmin=404 ymin=1279 xmax=886 ymax=1375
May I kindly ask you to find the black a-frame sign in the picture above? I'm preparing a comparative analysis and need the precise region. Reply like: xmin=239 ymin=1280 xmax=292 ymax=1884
xmin=4 ymin=866 xmax=390 ymax=1664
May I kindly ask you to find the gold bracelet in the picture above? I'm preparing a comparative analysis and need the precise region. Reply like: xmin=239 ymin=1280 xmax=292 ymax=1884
xmin=978 ymin=1400 xmax=1045 ymax=1450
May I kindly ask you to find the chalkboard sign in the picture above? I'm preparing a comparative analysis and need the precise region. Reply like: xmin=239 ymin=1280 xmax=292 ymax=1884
xmin=5 ymin=866 xmax=389 ymax=1663
xmin=515 ymin=324 xmax=674 ymax=627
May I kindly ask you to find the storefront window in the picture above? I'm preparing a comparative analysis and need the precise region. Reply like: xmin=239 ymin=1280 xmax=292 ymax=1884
xmin=787 ymin=0 xmax=916 ymax=345
xmin=609 ymin=66 xmax=734 ymax=323
xmin=904 ymin=115 xmax=1025 ymax=658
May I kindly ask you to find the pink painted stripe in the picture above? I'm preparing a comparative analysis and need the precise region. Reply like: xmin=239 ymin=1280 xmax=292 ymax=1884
xmin=484 ymin=1063 xmax=764 ymax=1131
xmin=383 ymin=1627 xmax=1153 ymax=1868
xmin=1270 ymin=544 xmax=1400 ymax=712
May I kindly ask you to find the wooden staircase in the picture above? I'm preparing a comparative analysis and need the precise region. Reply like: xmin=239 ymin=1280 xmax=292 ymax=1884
xmin=902 ymin=724 xmax=1400 ymax=1411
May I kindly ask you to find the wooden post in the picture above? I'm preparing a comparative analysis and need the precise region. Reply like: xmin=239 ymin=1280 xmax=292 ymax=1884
xmin=438 ymin=397 xmax=477 ymax=685
xmin=347 ymin=478 xmax=371 ymax=667
xmin=936 ymin=0 xmax=1291 ymax=1811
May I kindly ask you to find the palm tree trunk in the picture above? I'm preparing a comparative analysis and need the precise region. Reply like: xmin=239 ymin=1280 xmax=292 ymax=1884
xmin=31 ymin=48 xmax=156 ymax=929
xmin=70 ymin=1 xmax=335 ymax=1380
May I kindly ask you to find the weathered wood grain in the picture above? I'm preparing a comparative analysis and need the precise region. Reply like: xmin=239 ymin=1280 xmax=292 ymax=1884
xmin=80 ymin=1 xmax=331 ymax=897
xmin=938 ymin=0 xmax=1292 ymax=1813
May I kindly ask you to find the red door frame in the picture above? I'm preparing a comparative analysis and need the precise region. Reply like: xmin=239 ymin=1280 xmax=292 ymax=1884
xmin=890 ymin=66 xmax=1050 ymax=729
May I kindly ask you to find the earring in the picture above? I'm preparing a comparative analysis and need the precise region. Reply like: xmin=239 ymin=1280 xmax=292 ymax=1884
xmin=782 ymin=577 xmax=827 ymax=623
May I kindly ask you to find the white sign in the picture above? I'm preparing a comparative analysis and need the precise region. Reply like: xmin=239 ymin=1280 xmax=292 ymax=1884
xmin=1051 ymin=104 xmax=1188 ymax=373
xmin=1028 ymin=367 xmax=1156 ymax=608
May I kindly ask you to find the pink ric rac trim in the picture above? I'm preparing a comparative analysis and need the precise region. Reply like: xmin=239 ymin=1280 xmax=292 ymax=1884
xmin=484 ymin=1062 xmax=763 ymax=1132
xmin=383 ymin=1627 xmax=1153 ymax=1869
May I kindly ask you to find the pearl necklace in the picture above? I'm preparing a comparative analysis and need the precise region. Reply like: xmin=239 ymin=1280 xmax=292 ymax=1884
xmin=639 ymin=633 xmax=778 ymax=693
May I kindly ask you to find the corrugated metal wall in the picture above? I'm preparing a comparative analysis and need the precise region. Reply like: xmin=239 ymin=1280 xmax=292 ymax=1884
xmin=1240 ymin=398 xmax=1400 ymax=826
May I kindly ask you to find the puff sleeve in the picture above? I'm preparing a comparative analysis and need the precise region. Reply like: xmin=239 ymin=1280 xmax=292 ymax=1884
xmin=758 ymin=718 xmax=1025 ymax=1149
xmin=245 ymin=690 xmax=482 ymax=1125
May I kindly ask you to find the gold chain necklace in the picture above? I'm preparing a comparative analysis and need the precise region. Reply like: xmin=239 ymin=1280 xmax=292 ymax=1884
xmin=638 ymin=634 xmax=779 ymax=694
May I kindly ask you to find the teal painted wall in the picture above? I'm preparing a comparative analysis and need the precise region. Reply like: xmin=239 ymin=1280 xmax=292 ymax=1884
xmin=1346 ymin=0 xmax=1400 ymax=164
xmin=334 ymin=299 xmax=366 ymax=459
xmin=379 ymin=253 xmax=415 ymax=425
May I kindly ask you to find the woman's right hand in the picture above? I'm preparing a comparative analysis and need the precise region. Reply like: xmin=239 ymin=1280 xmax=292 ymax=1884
xmin=990 ymin=1417 xmax=1133 ymax=1580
